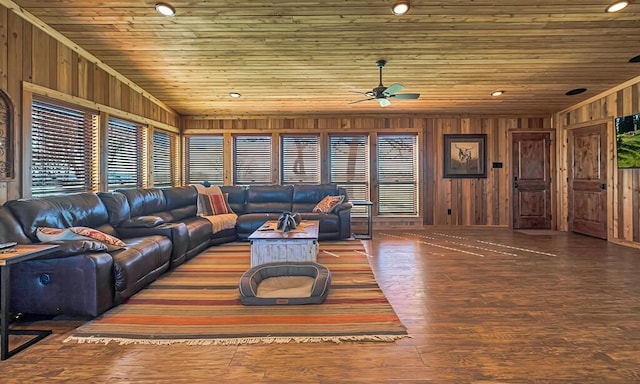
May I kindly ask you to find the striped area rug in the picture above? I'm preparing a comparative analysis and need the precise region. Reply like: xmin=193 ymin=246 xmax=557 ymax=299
xmin=64 ymin=240 xmax=407 ymax=345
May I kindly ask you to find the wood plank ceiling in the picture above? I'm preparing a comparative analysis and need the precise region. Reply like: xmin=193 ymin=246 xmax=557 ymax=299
xmin=8 ymin=0 xmax=640 ymax=118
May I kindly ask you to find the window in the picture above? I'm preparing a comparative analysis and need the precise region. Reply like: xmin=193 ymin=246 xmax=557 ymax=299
xmin=186 ymin=135 xmax=224 ymax=185
xmin=281 ymin=135 xmax=320 ymax=183
xmin=31 ymin=100 xmax=97 ymax=196
xmin=329 ymin=135 xmax=369 ymax=214
xmin=234 ymin=135 xmax=272 ymax=184
xmin=377 ymin=134 xmax=418 ymax=215
xmin=107 ymin=118 xmax=145 ymax=191
xmin=152 ymin=130 xmax=173 ymax=188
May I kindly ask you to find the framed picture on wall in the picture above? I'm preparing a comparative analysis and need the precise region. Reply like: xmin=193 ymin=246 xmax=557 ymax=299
xmin=443 ymin=134 xmax=487 ymax=178
xmin=0 ymin=89 xmax=14 ymax=181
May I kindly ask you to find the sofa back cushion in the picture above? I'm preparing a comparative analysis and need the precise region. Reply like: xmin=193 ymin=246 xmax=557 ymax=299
xmin=220 ymin=185 xmax=248 ymax=214
xmin=163 ymin=186 xmax=198 ymax=220
xmin=163 ymin=186 xmax=197 ymax=210
xmin=5 ymin=193 xmax=109 ymax=242
xmin=292 ymin=183 xmax=340 ymax=212
xmin=245 ymin=185 xmax=293 ymax=213
xmin=0 ymin=206 xmax=31 ymax=244
xmin=97 ymin=191 xmax=131 ymax=226
xmin=117 ymin=188 xmax=166 ymax=217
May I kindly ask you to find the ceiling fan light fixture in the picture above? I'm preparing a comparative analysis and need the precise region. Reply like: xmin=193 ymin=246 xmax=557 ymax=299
xmin=391 ymin=0 xmax=411 ymax=15
xmin=491 ymin=90 xmax=504 ymax=97
xmin=155 ymin=3 xmax=176 ymax=17
xmin=605 ymin=1 xmax=629 ymax=12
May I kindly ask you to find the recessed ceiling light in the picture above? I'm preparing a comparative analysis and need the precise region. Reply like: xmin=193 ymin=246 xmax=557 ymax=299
xmin=629 ymin=54 xmax=640 ymax=63
xmin=491 ymin=90 xmax=504 ymax=97
xmin=565 ymin=88 xmax=587 ymax=96
xmin=155 ymin=3 xmax=176 ymax=17
xmin=605 ymin=1 xmax=629 ymax=13
xmin=391 ymin=0 xmax=411 ymax=15
xmin=229 ymin=92 xmax=241 ymax=98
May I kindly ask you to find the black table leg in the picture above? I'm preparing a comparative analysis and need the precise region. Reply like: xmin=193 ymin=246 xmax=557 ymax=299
xmin=1 ymin=265 xmax=51 ymax=360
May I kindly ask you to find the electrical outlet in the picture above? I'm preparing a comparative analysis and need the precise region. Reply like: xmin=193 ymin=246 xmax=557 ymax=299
xmin=447 ymin=208 xmax=452 ymax=215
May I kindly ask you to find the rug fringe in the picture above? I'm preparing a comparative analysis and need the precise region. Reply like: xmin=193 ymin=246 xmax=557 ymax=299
xmin=63 ymin=334 xmax=408 ymax=346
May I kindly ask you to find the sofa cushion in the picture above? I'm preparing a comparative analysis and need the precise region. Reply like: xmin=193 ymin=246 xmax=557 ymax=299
xmin=246 ymin=185 xmax=293 ymax=213
xmin=236 ymin=212 xmax=281 ymax=239
xmin=117 ymin=188 xmax=167 ymax=217
xmin=0 ymin=206 xmax=31 ymax=244
xmin=97 ymin=191 xmax=131 ymax=226
xmin=110 ymin=235 xmax=172 ymax=301
xmin=163 ymin=186 xmax=198 ymax=210
xmin=220 ymin=185 xmax=247 ymax=214
xmin=5 ymin=193 xmax=109 ymax=242
xmin=163 ymin=186 xmax=199 ymax=221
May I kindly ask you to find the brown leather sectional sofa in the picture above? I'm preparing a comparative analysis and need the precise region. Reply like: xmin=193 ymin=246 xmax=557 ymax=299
xmin=0 ymin=184 xmax=351 ymax=317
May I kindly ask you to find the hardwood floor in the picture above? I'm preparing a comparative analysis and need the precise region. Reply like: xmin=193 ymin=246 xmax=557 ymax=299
xmin=2 ymin=228 xmax=640 ymax=383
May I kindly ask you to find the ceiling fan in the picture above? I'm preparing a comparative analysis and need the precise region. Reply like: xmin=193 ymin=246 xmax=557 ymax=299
xmin=350 ymin=60 xmax=420 ymax=107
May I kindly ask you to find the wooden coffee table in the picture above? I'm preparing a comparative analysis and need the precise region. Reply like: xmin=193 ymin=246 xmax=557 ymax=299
xmin=248 ymin=220 xmax=319 ymax=266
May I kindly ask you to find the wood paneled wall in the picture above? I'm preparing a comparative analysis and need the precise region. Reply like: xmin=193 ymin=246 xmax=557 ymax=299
xmin=0 ymin=5 xmax=180 ymax=204
xmin=557 ymin=76 xmax=640 ymax=246
xmin=184 ymin=116 xmax=552 ymax=227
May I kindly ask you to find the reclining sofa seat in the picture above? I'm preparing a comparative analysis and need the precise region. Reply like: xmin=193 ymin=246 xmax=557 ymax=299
xmin=2 ymin=193 xmax=173 ymax=317
xmin=111 ymin=186 xmax=236 ymax=267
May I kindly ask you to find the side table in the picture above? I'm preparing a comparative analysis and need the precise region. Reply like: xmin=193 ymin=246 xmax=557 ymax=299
xmin=1 ymin=244 xmax=59 ymax=360
xmin=350 ymin=200 xmax=373 ymax=240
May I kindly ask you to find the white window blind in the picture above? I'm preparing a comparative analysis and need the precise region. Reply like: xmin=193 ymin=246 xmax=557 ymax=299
xmin=186 ymin=135 xmax=224 ymax=185
xmin=234 ymin=135 xmax=272 ymax=184
xmin=329 ymin=135 xmax=369 ymax=214
xmin=377 ymin=134 xmax=418 ymax=215
xmin=31 ymin=100 xmax=97 ymax=196
xmin=152 ymin=130 xmax=172 ymax=188
xmin=107 ymin=118 xmax=143 ymax=191
xmin=281 ymin=135 xmax=320 ymax=183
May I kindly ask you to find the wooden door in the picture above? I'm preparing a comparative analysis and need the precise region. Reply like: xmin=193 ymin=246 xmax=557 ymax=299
xmin=568 ymin=124 xmax=607 ymax=239
xmin=512 ymin=133 xmax=552 ymax=229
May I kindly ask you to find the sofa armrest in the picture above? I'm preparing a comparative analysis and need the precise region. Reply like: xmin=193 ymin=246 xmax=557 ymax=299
xmin=334 ymin=202 xmax=353 ymax=213
xmin=336 ymin=204 xmax=352 ymax=239
xmin=119 ymin=215 xmax=165 ymax=228
xmin=42 ymin=239 xmax=109 ymax=259
xmin=116 ymin=223 xmax=189 ymax=267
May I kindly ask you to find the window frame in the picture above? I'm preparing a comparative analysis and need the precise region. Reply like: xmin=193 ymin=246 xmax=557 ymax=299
xmin=233 ymin=135 xmax=273 ymax=185
xmin=106 ymin=117 xmax=146 ymax=191
xmin=376 ymin=133 xmax=419 ymax=215
xmin=185 ymin=135 xmax=225 ymax=185
xmin=30 ymin=98 xmax=98 ymax=197
xmin=280 ymin=135 xmax=321 ymax=184
xmin=152 ymin=129 xmax=173 ymax=188
xmin=328 ymin=134 xmax=370 ymax=215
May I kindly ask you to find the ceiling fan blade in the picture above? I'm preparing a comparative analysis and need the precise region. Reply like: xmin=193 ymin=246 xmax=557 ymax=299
xmin=390 ymin=93 xmax=420 ymax=99
xmin=349 ymin=98 xmax=375 ymax=105
xmin=383 ymin=83 xmax=405 ymax=96
xmin=378 ymin=98 xmax=391 ymax=107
